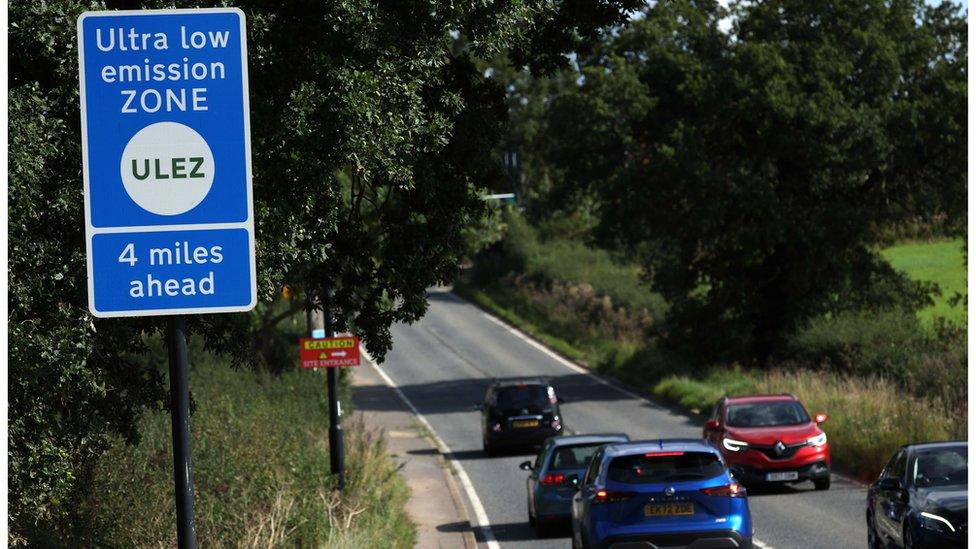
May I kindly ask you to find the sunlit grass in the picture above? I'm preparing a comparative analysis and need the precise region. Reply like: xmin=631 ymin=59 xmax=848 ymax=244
xmin=882 ymin=238 xmax=966 ymax=325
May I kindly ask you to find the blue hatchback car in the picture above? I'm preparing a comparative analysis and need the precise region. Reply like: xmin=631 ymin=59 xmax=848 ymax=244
xmin=520 ymin=434 xmax=630 ymax=536
xmin=569 ymin=439 xmax=753 ymax=549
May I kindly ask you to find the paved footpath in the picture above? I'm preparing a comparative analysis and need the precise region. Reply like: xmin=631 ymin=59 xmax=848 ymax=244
xmin=351 ymin=356 xmax=477 ymax=549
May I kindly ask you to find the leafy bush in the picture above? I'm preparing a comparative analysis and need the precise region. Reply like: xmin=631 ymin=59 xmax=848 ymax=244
xmin=787 ymin=310 xmax=966 ymax=411
xmin=72 ymin=344 xmax=414 ymax=547
xmin=473 ymin=210 xmax=666 ymax=318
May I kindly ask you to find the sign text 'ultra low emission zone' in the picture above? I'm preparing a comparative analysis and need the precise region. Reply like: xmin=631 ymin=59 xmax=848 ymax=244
xmin=78 ymin=8 xmax=255 ymax=317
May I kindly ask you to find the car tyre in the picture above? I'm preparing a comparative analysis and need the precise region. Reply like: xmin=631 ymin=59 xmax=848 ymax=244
xmin=903 ymin=523 xmax=914 ymax=549
xmin=483 ymin=439 xmax=496 ymax=457
xmin=534 ymin=519 xmax=549 ymax=538
xmin=814 ymin=476 xmax=830 ymax=490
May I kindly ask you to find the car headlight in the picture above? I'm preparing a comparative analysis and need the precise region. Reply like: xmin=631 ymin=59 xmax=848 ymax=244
xmin=919 ymin=511 xmax=956 ymax=533
xmin=807 ymin=433 xmax=827 ymax=447
xmin=722 ymin=438 xmax=749 ymax=452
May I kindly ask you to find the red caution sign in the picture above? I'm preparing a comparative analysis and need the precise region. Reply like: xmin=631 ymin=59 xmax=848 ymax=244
xmin=299 ymin=336 xmax=361 ymax=368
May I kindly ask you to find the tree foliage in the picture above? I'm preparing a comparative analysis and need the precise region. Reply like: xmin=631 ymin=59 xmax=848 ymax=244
xmin=534 ymin=0 xmax=966 ymax=362
xmin=8 ymin=0 xmax=640 ymax=541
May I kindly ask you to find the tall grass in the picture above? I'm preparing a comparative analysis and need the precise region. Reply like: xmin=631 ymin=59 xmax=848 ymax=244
xmin=501 ymin=213 xmax=667 ymax=318
xmin=75 ymin=343 xmax=415 ymax=547
xmin=653 ymin=368 xmax=964 ymax=480
xmin=754 ymin=370 xmax=965 ymax=480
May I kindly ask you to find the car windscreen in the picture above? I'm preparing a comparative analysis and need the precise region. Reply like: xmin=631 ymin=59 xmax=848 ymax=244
xmin=607 ymin=451 xmax=725 ymax=483
xmin=494 ymin=385 xmax=551 ymax=414
xmin=913 ymin=446 xmax=967 ymax=488
xmin=726 ymin=402 xmax=810 ymax=427
xmin=547 ymin=443 xmax=605 ymax=471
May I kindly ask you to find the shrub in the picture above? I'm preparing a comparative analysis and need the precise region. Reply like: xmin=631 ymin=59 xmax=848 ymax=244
xmin=787 ymin=310 xmax=966 ymax=412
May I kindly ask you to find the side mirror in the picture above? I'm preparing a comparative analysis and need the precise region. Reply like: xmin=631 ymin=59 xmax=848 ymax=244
xmin=814 ymin=413 xmax=827 ymax=424
xmin=519 ymin=460 xmax=533 ymax=471
xmin=704 ymin=420 xmax=720 ymax=431
xmin=877 ymin=477 xmax=904 ymax=491
xmin=563 ymin=473 xmax=580 ymax=490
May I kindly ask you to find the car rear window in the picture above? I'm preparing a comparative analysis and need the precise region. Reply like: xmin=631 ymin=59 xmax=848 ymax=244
xmin=726 ymin=402 xmax=810 ymax=427
xmin=495 ymin=385 xmax=551 ymax=413
xmin=608 ymin=451 xmax=725 ymax=484
xmin=548 ymin=443 xmax=605 ymax=470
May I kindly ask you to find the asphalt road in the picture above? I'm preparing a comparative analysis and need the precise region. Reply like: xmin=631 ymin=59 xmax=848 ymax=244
xmin=363 ymin=289 xmax=868 ymax=548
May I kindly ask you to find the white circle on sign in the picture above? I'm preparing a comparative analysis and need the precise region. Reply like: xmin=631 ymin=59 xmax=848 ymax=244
xmin=119 ymin=122 xmax=215 ymax=216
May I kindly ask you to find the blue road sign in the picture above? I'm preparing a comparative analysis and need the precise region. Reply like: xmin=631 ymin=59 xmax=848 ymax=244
xmin=78 ymin=8 xmax=255 ymax=317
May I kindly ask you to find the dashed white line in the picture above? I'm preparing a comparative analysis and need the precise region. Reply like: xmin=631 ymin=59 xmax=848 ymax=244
xmin=361 ymin=347 xmax=501 ymax=549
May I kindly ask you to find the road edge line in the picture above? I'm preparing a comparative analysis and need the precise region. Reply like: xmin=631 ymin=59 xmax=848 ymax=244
xmin=456 ymin=292 xmax=777 ymax=549
xmin=360 ymin=347 xmax=501 ymax=549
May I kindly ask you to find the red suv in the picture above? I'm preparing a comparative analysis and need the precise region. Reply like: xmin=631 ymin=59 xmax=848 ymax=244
xmin=703 ymin=394 xmax=831 ymax=490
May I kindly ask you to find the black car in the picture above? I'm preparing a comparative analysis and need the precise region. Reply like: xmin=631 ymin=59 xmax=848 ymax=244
xmin=867 ymin=441 xmax=967 ymax=548
xmin=479 ymin=379 xmax=564 ymax=455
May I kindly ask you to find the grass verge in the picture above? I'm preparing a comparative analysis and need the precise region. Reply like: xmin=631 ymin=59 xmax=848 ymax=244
xmin=76 ymin=340 xmax=415 ymax=547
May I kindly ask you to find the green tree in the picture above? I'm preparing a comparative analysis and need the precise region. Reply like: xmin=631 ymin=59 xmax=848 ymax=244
xmin=553 ymin=0 xmax=966 ymax=362
xmin=8 ymin=0 xmax=640 ymax=541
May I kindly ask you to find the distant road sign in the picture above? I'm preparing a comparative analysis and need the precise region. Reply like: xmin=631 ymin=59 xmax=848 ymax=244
xmin=78 ymin=8 xmax=255 ymax=317
xmin=300 ymin=337 xmax=362 ymax=368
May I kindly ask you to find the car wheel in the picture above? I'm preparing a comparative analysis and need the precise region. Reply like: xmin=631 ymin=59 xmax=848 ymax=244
xmin=534 ymin=519 xmax=549 ymax=538
xmin=527 ymin=503 xmax=535 ymax=527
xmin=867 ymin=512 xmax=882 ymax=549
xmin=483 ymin=439 xmax=496 ymax=457
xmin=814 ymin=476 xmax=831 ymax=490
xmin=903 ymin=523 xmax=914 ymax=549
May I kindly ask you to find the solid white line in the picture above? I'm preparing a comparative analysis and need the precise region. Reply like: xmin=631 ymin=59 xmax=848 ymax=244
xmin=475 ymin=304 xmax=776 ymax=549
xmin=361 ymin=348 xmax=501 ymax=549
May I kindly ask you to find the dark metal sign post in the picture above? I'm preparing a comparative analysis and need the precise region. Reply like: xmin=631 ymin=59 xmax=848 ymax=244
xmin=307 ymin=299 xmax=346 ymax=490
xmin=166 ymin=316 xmax=197 ymax=548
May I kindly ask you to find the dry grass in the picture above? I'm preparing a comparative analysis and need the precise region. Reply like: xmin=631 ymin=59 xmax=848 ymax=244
xmin=755 ymin=370 xmax=966 ymax=480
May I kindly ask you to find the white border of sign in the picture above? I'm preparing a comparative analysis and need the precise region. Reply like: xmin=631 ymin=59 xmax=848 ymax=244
xmin=77 ymin=8 xmax=257 ymax=318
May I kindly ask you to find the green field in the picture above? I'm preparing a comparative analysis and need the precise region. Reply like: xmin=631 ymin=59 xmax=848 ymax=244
xmin=882 ymin=239 xmax=966 ymax=325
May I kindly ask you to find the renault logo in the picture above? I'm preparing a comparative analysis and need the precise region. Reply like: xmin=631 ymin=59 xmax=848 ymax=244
xmin=774 ymin=441 xmax=786 ymax=456
xmin=664 ymin=486 xmax=676 ymax=497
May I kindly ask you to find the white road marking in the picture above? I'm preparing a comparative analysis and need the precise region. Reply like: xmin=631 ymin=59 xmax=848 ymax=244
xmin=361 ymin=347 xmax=501 ymax=549
xmin=476 ymin=305 xmax=777 ymax=549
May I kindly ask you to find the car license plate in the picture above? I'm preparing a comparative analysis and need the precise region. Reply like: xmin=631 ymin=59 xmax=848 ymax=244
xmin=765 ymin=471 xmax=799 ymax=482
xmin=644 ymin=502 xmax=694 ymax=517
xmin=512 ymin=419 xmax=539 ymax=428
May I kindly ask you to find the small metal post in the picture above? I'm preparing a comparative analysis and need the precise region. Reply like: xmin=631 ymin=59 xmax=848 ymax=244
xmin=323 ymin=296 xmax=345 ymax=490
xmin=167 ymin=316 xmax=198 ymax=549
xmin=308 ymin=297 xmax=345 ymax=490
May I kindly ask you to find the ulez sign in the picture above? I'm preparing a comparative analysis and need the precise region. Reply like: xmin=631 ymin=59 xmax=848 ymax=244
xmin=78 ymin=8 xmax=255 ymax=317
xmin=300 ymin=337 xmax=362 ymax=368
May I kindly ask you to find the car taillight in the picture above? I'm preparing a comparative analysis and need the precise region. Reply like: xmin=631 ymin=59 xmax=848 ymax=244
xmin=592 ymin=489 xmax=636 ymax=504
xmin=541 ymin=473 xmax=565 ymax=485
xmin=551 ymin=418 xmax=562 ymax=430
xmin=701 ymin=482 xmax=746 ymax=498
